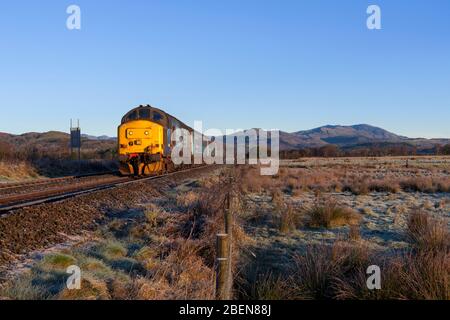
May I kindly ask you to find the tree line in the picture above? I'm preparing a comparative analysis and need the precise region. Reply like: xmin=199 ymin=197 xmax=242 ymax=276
xmin=280 ymin=143 xmax=450 ymax=159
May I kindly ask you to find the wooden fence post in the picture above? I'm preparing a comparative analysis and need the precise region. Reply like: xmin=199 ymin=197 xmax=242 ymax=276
xmin=216 ymin=180 xmax=236 ymax=300
xmin=225 ymin=193 xmax=233 ymax=235
xmin=216 ymin=233 xmax=230 ymax=300
xmin=224 ymin=192 xmax=234 ymax=296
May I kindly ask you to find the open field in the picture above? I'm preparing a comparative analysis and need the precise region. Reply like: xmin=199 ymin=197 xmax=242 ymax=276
xmin=0 ymin=157 xmax=449 ymax=300
xmin=236 ymin=156 xmax=449 ymax=299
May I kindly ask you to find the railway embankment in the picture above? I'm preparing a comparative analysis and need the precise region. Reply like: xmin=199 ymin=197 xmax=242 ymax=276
xmin=0 ymin=166 xmax=220 ymax=280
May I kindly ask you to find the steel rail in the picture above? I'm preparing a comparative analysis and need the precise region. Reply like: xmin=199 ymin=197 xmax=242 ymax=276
xmin=0 ymin=171 xmax=119 ymax=192
xmin=0 ymin=166 xmax=210 ymax=214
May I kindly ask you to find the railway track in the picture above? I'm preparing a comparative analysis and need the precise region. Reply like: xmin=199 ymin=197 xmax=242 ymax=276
xmin=0 ymin=166 xmax=211 ymax=214
xmin=0 ymin=171 xmax=119 ymax=196
xmin=0 ymin=176 xmax=75 ymax=191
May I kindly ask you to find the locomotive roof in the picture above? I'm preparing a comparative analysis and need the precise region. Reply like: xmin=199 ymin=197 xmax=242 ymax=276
xmin=121 ymin=105 xmax=192 ymax=131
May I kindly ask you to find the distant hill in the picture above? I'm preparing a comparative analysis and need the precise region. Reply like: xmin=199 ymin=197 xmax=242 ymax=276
xmin=0 ymin=124 xmax=449 ymax=160
xmin=81 ymin=134 xmax=116 ymax=141
xmin=0 ymin=131 xmax=117 ymax=160
xmin=277 ymin=124 xmax=450 ymax=151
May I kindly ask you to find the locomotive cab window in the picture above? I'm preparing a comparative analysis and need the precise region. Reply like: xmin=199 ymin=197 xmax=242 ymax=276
xmin=126 ymin=110 xmax=138 ymax=121
xmin=139 ymin=108 xmax=151 ymax=119
xmin=152 ymin=112 xmax=163 ymax=121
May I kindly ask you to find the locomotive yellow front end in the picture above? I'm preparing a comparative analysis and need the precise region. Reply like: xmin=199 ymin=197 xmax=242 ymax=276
xmin=118 ymin=106 xmax=168 ymax=176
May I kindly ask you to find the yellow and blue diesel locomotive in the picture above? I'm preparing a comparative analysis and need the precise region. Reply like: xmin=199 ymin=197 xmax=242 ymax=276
xmin=118 ymin=105 xmax=193 ymax=176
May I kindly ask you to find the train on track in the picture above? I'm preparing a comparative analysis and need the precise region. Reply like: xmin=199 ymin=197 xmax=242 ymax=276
xmin=118 ymin=105 xmax=195 ymax=176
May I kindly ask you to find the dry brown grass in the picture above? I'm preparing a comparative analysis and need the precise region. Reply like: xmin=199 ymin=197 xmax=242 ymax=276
xmin=387 ymin=250 xmax=449 ymax=300
xmin=278 ymin=205 xmax=302 ymax=234
xmin=281 ymin=241 xmax=448 ymax=300
xmin=58 ymin=276 xmax=111 ymax=300
xmin=343 ymin=179 xmax=369 ymax=195
xmin=241 ymin=161 xmax=450 ymax=196
xmin=367 ymin=180 xmax=401 ymax=193
xmin=290 ymin=242 xmax=373 ymax=299
xmin=406 ymin=210 xmax=449 ymax=253
xmin=270 ymin=189 xmax=284 ymax=206
xmin=176 ymin=191 xmax=200 ymax=209
xmin=237 ymin=160 xmax=450 ymax=300
xmin=343 ymin=178 xmax=402 ymax=195
xmin=400 ymin=177 xmax=435 ymax=193
xmin=348 ymin=224 xmax=361 ymax=241
xmin=128 ymin=239 xmax=215 ymax=300
xmin=0 ymin=160 xmax=40 ymax=181
xmin=306 ymin=199 xmax=361 ymax=229
xmin=330 ymin=250 xmax=449 ymax=300
xmin=343 ymin=176 xmax=450 ymax=195
xmin=400 ymin=177 xmax=450 ymax=193
xmin=242 ymin=272 xmax=295 ymax=300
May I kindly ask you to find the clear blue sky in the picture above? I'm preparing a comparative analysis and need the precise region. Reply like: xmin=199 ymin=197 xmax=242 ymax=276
xmin=1 ymin=0 xmax=449 ymax=138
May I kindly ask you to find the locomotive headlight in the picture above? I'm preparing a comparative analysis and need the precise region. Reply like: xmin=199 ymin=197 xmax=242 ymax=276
xmin=144 ymin=131 xmax=149 ymax=135
xmin=129 ymin=131 xmax=133 ymax=135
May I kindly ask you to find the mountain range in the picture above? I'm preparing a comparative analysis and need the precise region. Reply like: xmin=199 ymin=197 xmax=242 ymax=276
xmin=1 ymin=124 xmax=449 ymax=155
xmin=277 ymin=124 xmax=449 ymax=151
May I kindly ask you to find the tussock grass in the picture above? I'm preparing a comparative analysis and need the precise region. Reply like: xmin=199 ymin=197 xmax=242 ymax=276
xmin=278 ymin=205 xmax=302 ymax=234
xmin=245 ymin=272 xmax=295 ymax=300
xmin=57 ymin=275 xmax=111 ymax=300
xmin=241 ymin=163 xmax=450 ymax=196
xmin=241 ymin=240 xmax=449 ymax=300
xmin=306 ymin=199 xmax=361 ymax=229
xmin=406 ymin=210 xmax=449 ymax=253
xmin=361 ymin=207 xmax=375 ymax=216
xmin=348 ymin=224 xmax=361 ymax=241
xmin=0 ymin=275 xmax=51 ymax=300
xmin=40 ymin=253 xmax=77 ymax=270
xmin=271 ymin=189 xmax=284 ymax=207
xmin=144 ymin=204 xmax=160 ymax=228
xmin=343 ymin=180 xmax=369 ymax=195
xmin=133 ymin=246 xmax=157 ymax=262
xmin=392 ymin=250 xmax=449 ymax=300
xmin=96 ymin=241 xmax=128 ymax=260
xmin=79 ymin=257 xmax=112 ymax=276
xmin=288 ymin=242 xmax=372 ymax=299
xmin=176 ymin=191 xmax=200 ymax=209
xmin=400 ymin=177 xmax=450 ymax=193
